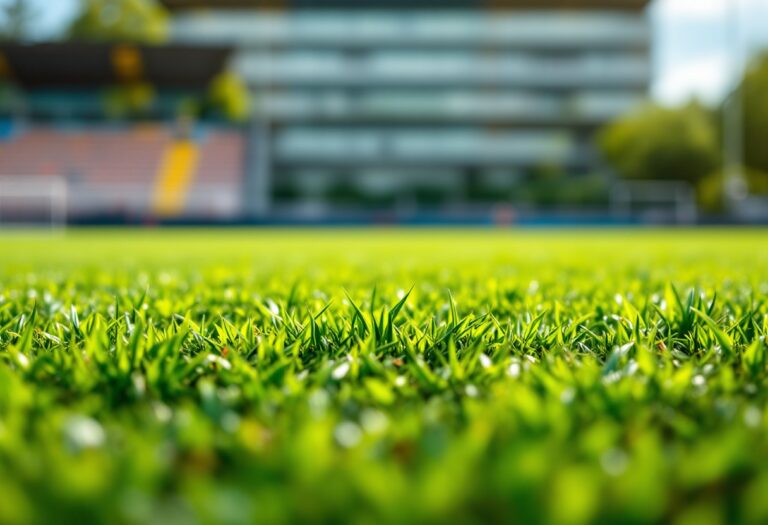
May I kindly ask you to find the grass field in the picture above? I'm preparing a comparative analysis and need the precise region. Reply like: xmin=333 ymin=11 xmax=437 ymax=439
xmin=1 ymin=228 xmax=768 ymax=525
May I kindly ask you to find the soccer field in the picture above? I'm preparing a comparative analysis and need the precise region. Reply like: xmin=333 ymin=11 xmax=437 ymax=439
xmin=1 ymin=229 xmax=768 ymax=524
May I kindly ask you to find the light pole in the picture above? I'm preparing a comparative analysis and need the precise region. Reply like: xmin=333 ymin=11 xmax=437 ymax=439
xmin=723 ymin=0 xmax=748 ymax=210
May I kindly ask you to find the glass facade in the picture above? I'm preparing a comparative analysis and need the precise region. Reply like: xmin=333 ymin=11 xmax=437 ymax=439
xmin=169 ymin=7 xmax=651 ymax=210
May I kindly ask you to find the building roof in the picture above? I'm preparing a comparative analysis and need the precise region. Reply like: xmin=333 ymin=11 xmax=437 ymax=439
xmin=0 ymin=43 xmax=232 ymax=91
xmin=159 ymin=0 xmax=652 ymax=10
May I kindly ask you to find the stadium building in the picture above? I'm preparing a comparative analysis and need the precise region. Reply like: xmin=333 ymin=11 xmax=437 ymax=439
xmin=164 ymin=0 xmax=652 ymax=218
xmin=0 ymin=0 xmax=652 ymax=224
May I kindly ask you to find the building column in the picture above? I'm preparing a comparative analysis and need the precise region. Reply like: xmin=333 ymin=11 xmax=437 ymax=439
xmin=243 ymin=118 xmax=272 ymax=218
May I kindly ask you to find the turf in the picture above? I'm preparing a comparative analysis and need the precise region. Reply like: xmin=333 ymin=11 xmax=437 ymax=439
xmin=1 ymin=228 xmax=768 ymax=525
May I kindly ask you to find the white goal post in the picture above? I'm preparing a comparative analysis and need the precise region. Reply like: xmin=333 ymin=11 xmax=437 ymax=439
xmin=611 ymin=180 xmax=697 ymax=225
xmin=0 ymin=176 xmax=68 ymax=230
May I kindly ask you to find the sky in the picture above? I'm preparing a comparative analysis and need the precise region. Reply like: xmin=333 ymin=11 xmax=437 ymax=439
xmin=2 ymin=0 xmax=768 ymax=106
xmin=651 ymin=0 xmax=768 ymax=104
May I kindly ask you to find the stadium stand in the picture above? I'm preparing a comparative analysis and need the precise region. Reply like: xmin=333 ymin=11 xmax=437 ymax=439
xmin=0 ymin=43 xmax=246 ymax=223
xmin=0 ymin=124 xmax=244 ymax=220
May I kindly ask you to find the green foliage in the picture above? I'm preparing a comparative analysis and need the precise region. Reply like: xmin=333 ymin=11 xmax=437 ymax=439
xmin=599 ymin=103 xmax=720 ymax=185
xmin=68 ymin=0 xmax=168 ymax=44
xmin=517 ymin=172 xmax=611 ymax=208
xmin=698 ymin=167 xmax=768 ymax=212
xmin=103 ymin=82 xmax=156 ymax=119
xmin=741 ymin=52 xmax=768 ymax=174
xmin=206 ymin=71 xmax=251 ymax=123
xmin=178 ymin=72 xmax=251 ymax=124
xmin=1 ymin=229 xmax=768 ymax=524
xmin=0 ymin=0 xmax=36 ymax=41
xmin=0 ymin=81 xmax=22 ymax=113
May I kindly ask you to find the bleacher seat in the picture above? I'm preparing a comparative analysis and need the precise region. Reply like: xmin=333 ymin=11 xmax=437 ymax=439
xmin=0 ymin=125 xmax=245 ymax=219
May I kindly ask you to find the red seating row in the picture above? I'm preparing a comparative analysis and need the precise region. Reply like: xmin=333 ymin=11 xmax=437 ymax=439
xmin=0 ymin=125 xmax=245 ymax=218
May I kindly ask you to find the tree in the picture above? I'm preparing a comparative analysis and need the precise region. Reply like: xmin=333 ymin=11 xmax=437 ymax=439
xmin=741 ymin=52 xmax=768 ymax=174
xmin=698 ymin=166 xmax=768 ymax=212
xmin=598 ymin=103 xmax=720 ymax=186
xmin=206 ymin=71 xmax=250 ymax=122
xmin=68 ymin=0 xmax=168 ymax=43
xmin=178 ymin=71 xmax=251 ymax=123
xmin=0 ymin=0 xmax=36 ymax=41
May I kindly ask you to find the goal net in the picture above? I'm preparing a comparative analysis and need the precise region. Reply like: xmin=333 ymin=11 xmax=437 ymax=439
xmin=0 ymin=176 xmax=68 ymax=231
xmin=611 ymin=181 xmax=697 ymax=225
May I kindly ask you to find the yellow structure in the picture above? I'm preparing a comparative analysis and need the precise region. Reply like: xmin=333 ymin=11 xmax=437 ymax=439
xmin=152 ymin=141 xmax=199 ymax=217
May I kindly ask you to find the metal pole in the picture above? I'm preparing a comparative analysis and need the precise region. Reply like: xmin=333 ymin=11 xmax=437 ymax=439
xmin=243 ymin=117 xmax=272 ymax=219
xmin=723 ymin=0 xmax=747 ymax=210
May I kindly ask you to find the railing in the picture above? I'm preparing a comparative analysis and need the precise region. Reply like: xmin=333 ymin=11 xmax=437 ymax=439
xmin=173 ymin=11 xmax=650 ymax=47
xmin=255 ymin=90 xmax=644 ymax=121
xmin=274 ymin=128 xmax=578 ymax=165
xmin=236 ymin=52 xmax=650 ymax=87
xmin=66 ymin=183 xmax=242 ymax=218
xmin=0 ymin=180 xmax=243 ymax=220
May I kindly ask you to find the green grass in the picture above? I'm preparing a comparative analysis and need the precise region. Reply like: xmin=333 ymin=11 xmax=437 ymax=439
xmin=1 ymin=228 xmax=768 ymax=525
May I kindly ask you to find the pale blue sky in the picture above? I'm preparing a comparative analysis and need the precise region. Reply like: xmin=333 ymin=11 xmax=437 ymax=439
xmin=3 ymin=0 xmax=768 ymax=105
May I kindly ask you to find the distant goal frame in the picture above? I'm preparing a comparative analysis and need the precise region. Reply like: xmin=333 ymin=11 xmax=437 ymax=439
xmin=611 ymin=180 xmax=698 ymax=225
xmin=0 ymin=176 xmax=68 ymax=231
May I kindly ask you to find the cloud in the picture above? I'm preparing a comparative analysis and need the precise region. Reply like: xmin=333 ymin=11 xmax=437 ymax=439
xmin=655 ymin=0 xmax=729 ymax=19
xmin=651 ymin=0 xmax=768 ymax=104
xmin=655 ymin=0 xmax=768 ymax=22
xmin=654 ymin=52 xmax=729 ymax=105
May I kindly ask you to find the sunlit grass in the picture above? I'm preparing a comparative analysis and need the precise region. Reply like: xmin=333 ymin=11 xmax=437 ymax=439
xmin=1 ymin=228 xmax=767 ymax=524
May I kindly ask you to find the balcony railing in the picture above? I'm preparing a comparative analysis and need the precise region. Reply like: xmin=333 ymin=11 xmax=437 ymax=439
xmin=172 ymin=11 xmax=650 ymax=48
xmin=274 ymin=128 xmax=578 ymax=165
xmin=255 ymin=90 xmax=645 ymax=122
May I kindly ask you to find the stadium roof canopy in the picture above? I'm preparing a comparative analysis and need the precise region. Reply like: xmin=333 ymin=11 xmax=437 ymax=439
xmin=0 ymin=43 xmax=232 ymax=91
xmin=159 ymin=0 xmax=651 ymax=10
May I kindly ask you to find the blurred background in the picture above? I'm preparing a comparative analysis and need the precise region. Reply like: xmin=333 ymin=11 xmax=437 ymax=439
xmin=0 ymin=0 xmax=766 ymax=226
